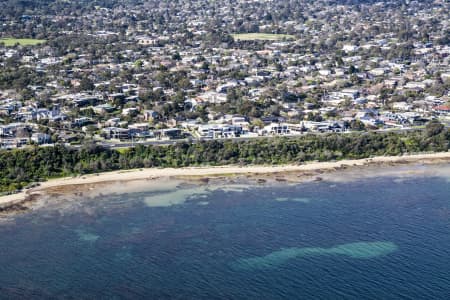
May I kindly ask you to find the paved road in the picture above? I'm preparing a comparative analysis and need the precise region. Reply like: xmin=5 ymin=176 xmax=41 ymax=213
xmin=91 ymin=127 xmax=425 ymax=150
xmin=5 ymin=125 xmax=444 ymax=151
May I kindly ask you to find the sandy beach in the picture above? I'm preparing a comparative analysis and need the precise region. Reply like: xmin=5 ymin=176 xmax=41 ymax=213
xmin=1 ymin=151 xmax=450 ymax=211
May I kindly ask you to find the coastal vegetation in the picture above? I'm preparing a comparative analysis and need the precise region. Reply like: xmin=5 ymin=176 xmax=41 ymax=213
xmin=0 ymin=123 xmax=448 ymax=194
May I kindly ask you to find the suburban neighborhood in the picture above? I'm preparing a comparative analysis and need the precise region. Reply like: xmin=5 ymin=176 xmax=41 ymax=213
xmin=1 ymin=0 xmax=449 ymax=149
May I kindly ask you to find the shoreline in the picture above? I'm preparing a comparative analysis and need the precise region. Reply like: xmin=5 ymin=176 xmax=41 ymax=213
xmin=1 ymin=152 xmax=450 ymax=212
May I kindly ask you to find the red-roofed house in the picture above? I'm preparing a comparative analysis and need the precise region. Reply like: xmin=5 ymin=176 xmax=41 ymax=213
xmin=432 ymin=105 xmax=450 ymax=115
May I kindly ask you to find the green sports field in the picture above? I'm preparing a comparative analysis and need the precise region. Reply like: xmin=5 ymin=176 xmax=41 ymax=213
xmin=232 ymin=33 xmax=295 ymax=41
xmin=0 ymin=38 xmax=47 ymax=46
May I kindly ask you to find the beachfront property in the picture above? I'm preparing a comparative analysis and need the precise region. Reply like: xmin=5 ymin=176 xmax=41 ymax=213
xmin=260 ymin=123 xmax=291 ymax=136
xmin=197 ymin=124 xmax=244 ymax=138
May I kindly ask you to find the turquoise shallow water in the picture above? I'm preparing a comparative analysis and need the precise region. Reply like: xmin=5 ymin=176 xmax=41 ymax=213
xmin=1 ymin=166 xmax=450 ymax=299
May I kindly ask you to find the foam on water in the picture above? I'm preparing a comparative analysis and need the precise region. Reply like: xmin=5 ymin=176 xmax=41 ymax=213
xmin=275 ymin=197 xmax=311 ymax=203
xmin=393 ymin=178 xmax=406 ymax=183
xmin=114 ymin=247 xmax=133 ymax=261
xmin=74 ymin=229 xmax=100 ymax=242
xmin=320 ymin=163 xmax=450 ymax=184
xmin=215 ymin=185 xmax=250 ymax=193
xmin=233 ymin=241 xmax=398 ymax=270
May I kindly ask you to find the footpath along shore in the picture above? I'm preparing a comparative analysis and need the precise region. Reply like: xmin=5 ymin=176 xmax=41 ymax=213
xmin=1 ymin=152 xmax=450 ymax=210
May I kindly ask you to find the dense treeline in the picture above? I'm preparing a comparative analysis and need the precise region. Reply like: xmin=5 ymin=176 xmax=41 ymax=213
xmin=0 ymin=123 xmax=449 ymax=193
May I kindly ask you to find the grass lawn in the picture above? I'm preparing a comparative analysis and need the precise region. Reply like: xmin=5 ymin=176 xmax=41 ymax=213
xmin=0 ymin=38 xmax=47 ymax=46
xmin=232 ymin=33 xmax=295 ymax=41
xmin=116 ymin=148 xmax=129 ymax=154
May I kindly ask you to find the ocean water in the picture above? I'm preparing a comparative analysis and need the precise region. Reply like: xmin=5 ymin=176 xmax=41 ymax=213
xmin=1 ymin=166 xmax=450 ymax=299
